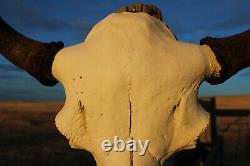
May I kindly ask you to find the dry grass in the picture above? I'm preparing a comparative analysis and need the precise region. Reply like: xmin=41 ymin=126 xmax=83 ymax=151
xmin=0 ymin=96 xmax=249 ymax=166
xmin=0 ymin=102 xmax=96 ymax=166
xmin=216 ymin=96 xmax=250 ymax=109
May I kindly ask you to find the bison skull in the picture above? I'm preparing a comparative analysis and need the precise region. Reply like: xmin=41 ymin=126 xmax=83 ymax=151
xmin=52 ymin=12 xmax=218 ymax=165
xmin=1 ymin=3 xmax=249 ymax=166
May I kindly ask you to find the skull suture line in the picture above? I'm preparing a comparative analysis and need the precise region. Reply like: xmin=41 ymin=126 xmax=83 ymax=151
xmin=1 ymin=3 xmax=250 ymax=166
xmin=52 ymin=12 xmax=215 ymax=166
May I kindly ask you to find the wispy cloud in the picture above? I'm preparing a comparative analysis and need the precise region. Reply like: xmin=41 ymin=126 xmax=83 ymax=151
xmin=199 ymin=1 xmax=250 ymax=35
xmin=0 ymin=0 xmax=93 ymax=33
xmin=0 ymin=64 xmax=23 ymax=80
xmin=0 ymin=64 xmax=22 ymax=72
xmin=210 ymin=13 xmax=250 ymax=31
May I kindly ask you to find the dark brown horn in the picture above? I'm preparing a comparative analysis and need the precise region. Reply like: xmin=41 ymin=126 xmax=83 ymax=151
xmin=117 ymin=3 xmax=163 ymax=21
xmin=200 ymin=29 xmax=250 ymax=85
xmin=0 ymin=16 xmax=64 ymax=86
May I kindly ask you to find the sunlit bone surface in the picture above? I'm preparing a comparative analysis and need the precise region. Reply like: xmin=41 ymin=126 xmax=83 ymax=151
xmin=52 ymin=12 xmax=218 ymax=166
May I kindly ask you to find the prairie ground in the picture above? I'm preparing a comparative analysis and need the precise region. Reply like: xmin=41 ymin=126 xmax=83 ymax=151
xmin=0 ymin=96 xmax=249 ymax=166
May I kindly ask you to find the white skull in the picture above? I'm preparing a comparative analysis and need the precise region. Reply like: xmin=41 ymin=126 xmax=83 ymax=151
xmin=52 ymin=12 xmax=219 ymax=166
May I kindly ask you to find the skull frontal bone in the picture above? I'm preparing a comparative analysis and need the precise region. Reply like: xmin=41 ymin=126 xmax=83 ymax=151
xmin=52 ymin=13 xmax=210 ymax=166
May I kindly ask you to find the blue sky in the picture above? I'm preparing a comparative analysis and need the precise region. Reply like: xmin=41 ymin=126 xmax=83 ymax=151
xmin=0 ymin=0 xmax=250 ymax=101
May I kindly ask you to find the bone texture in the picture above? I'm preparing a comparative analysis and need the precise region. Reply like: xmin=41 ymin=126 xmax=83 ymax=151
xmin=0 ymin=16 xmax=63 ymax=86
xmin=0 ymin=3 xmax=248 ymax=165
xmin=53 ymin=12 xmax=210 ymax=166
xmin=117 ymin=3 xmax=177 ymax=40
xmin=201 ymin=29 xmax=250 ymax=84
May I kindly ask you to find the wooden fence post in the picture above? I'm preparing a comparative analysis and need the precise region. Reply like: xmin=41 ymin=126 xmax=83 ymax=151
xmin=210 ymin=97 xmax=218 ymax=145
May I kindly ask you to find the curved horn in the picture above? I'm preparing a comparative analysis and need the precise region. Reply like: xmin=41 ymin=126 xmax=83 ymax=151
xmin=200 ymin=29 xmax=250 ymax=84
xmin=0 ymin=16 xmax=64 ymax=86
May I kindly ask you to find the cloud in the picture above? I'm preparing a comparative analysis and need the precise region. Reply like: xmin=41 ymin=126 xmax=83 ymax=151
xmin=0 ymin=64 xmax=22 ymax=72
xmin=210 ymin=13 xmax=250 ymax=31
xmin=0 ymin=64 xmax=24 ymax=80
xmin=0 ymin=0 xmax=92 ymax=33
xmin=163 ymin=0 xmax=250 ymax=41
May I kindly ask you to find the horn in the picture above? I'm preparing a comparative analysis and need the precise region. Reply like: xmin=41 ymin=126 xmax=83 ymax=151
xmin=200 ymin=29 xmax=250 ymax=84
xmin=116 ymin=3 xmax=163 ymax=21
xmin=0 ymin=16 xmax=64 ymax=86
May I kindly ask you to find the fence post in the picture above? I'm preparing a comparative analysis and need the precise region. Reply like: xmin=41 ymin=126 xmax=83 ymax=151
xmin=210 ymin=97 xmax=218 ymax=145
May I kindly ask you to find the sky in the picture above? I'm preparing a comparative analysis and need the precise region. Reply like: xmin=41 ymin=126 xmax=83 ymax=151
xmin=0 ymin=0 xmax=250 ymax=101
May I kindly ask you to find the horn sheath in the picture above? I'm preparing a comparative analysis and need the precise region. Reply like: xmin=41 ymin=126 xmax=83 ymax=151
xmin=117 ymin=3 xmax=163 ymax=21
xmin=201 ymin=29 xmax=250 ymax=84
xmin=0 ymin=16 xmax=64 ymax=86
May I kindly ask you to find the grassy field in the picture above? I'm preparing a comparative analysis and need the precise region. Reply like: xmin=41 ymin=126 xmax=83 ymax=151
xmin=216 ymin=96 xmax=250 ymax=109
xmin=0 ymin=96 xmax=249 ymax=166
xmin=0 ymin=102 xmax=96 ymax=166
